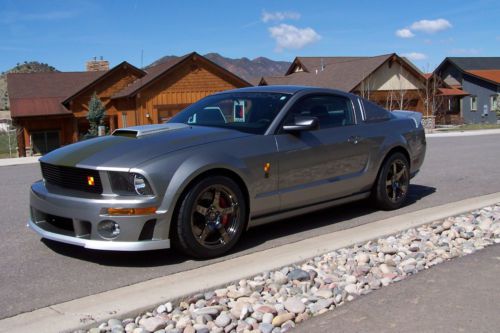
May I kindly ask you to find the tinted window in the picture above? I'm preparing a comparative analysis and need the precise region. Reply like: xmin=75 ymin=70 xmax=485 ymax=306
xmin=169 ymin=92 xmax=291 ymax=134
xmin=285 ymin=95 xmax=354 ymax=129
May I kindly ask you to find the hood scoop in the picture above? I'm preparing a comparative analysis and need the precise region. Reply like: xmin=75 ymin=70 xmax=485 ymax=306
xmin=112 ymin=123 xmax=189 ymax=138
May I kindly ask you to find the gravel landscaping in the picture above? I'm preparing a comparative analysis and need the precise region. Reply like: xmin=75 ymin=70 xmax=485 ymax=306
xmin=80 ymin=204 xmax=500 ymax=333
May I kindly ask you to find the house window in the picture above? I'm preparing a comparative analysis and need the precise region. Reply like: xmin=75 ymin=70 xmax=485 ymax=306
xmin=491 ymin=94 xmax=499 ymax=111
xmin=121 ymin=112 xmax=127 ymax=127
xmin=470 ymin=96 xmax=477 ymax=111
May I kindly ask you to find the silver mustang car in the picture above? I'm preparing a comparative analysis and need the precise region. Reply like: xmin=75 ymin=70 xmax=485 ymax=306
xmin=29 ymin=86 xmax=426 ymax=258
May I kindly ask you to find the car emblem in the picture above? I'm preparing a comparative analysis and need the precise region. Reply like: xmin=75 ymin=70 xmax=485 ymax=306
xmin=87 ymin=176 xmax=95 ymax=186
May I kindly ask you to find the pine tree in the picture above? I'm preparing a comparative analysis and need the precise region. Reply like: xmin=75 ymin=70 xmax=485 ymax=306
xmin=87 ymin=92 xmax=105 ymax=137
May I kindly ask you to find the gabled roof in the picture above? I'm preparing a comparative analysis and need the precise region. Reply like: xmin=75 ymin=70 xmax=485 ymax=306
xmin=62 ymin=61 xmax=145 ymax=106
xmin=446 ymin=57 xmax=500 ymax=70
xmin=262 ymin=54 xmax=424 ymax=92
xmin=466 ymin=70 xmax=500 ymax=85
xmin=285 ymin=56 xmax=367 ymax=75
xmin=112 ymin=52 xmax=251 ymax=99
xmin=7 ymin=71 xmax=104 ymax=117
xmin=112 ymin=54 xmax=191 ymax=98
xmin=434 ymin=57 xmax=500 ymax=78
xmin=438 ymin=87 xmax=470 ymax=96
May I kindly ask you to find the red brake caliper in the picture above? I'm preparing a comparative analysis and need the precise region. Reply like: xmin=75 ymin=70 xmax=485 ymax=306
xmin=219 ymin=196 xmax=230 ymax=225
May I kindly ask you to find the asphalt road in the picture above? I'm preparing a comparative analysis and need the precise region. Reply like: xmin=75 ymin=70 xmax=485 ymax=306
xmin=1 ymin=133 xmax=500 ymax=320
xmin=295 ymin=244 xmax=500 ymax=333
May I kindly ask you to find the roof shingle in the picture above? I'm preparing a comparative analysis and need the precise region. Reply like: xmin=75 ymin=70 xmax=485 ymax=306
xmin=7 ymin=71 xmax=105 ymax=117
xmin=447 ymin=57 xmax=500 ymax=71
xmin=263 ymin=54 xmax=394 ymax=92
xmin=466 ymin=70 xmax=500 ymax=84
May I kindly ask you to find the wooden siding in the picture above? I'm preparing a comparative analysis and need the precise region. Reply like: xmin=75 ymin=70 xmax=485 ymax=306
xmin=135 ymin=59 xmax=242 ymax=125
xmin=69 ymin=67 xmax=143 ymax=118
xmin=15 ymin=116 xmax=74 ymax=156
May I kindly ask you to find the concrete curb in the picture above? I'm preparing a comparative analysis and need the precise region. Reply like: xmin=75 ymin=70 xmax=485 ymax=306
xmin=1 ymin=192 xmax=500 ymax=333
xmin=0 ymin=156 xmax=39 ymax=167
xmin=426 ymin=128 xmax=500 ymax=137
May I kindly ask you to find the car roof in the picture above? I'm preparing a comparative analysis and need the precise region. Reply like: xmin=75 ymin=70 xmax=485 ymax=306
xmin=215 ymin=85 xmax=352 ymax=96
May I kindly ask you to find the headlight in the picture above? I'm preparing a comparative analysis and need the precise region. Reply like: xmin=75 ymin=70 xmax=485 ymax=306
xmin=133 ymin=174 xmax=149 ymax=195
xmin=108 ymin=172 xmax=154 ymax=196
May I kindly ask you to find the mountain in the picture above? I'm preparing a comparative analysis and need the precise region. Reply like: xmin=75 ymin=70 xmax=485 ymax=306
xmin=148 ymin=53 xmax=291 ymax=84
xmin=0 ymin=61 xmax=58 ymax=112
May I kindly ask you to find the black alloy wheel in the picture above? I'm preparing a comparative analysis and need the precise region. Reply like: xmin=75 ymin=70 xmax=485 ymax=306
xmin=373 ymin=153 xmax=410 ymax=210
xmin=174 ymin=176 xmax=247 ymax=258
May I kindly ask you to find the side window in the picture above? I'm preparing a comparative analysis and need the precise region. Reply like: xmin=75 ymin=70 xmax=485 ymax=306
xmin=285 ymin=95 xmax=355 ymax=129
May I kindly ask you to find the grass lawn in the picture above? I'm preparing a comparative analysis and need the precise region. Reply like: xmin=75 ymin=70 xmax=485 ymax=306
xmin=437 ymin=123 xmax=500 ymax=132
xmin=0 ymin=132 xmax=17 ymax=158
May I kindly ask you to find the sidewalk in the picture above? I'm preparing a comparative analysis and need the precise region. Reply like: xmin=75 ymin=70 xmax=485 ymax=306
xmin=294 ymin=244 xmax=500 ymax=333
xmin=0 ymin=156 xmax=39 ymax=167
xmin=426 ymin=128 xmax=500 ymax=137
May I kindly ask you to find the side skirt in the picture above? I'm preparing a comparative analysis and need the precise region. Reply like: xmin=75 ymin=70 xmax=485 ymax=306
xmin=248 ymin=191 xmax=371 ymax=228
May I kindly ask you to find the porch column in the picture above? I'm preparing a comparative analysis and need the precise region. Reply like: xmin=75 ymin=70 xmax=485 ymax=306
xmin=109 ymin=115 xmax=116 ymax=132
xmin=16 ymin=126 xmax=26 ymax=157
xmin=72 ymin=117 xmax=78 ymax=142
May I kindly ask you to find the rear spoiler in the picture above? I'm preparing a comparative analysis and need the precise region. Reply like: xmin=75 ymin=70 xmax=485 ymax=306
xmin=392 ymin=110 xmax=423 ymax=128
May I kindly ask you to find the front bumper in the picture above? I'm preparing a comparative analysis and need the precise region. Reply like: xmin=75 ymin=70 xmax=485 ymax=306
xmin=29 ymin=181 xmax=171 ymax=251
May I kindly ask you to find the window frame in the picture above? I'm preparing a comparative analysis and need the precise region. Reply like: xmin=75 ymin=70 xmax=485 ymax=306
xmin=470 ymin=95 xmax=477 ymax=112
xmin=279 ymin=93 xmax=357 ymax=133
xmin=491 ymin=94 xmax=499 ymax=111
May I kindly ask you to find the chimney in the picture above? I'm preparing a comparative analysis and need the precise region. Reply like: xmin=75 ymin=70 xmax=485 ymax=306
xmin=86 ymin=57 xmax=110 ymax=71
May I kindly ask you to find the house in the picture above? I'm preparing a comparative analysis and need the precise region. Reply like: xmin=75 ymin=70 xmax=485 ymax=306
xmin=260 ymin=53 xmax=428 ymax=114
xmin=7 ymin=52 xmax=250 ymax=156
xmin=434 ymin=57 xmax=500 ymax=124
xmin=109 ymin=52 xmax=250 ymax=127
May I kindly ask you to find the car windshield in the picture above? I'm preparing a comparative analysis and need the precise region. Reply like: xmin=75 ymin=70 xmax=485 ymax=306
xmin=168 ymin=92 xmax=291 ymax=134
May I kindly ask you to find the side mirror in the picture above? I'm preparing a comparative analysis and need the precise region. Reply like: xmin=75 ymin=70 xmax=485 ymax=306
xmin=283 ymin=116 xmax=319 ymax=132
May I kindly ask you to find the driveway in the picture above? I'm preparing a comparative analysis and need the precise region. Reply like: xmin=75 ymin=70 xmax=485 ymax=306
xmin=1 ymin=133 xmax=499 ymax=319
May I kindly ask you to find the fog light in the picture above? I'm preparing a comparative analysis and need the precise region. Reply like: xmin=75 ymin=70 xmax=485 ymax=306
xmin=97 ymin=220 xmax=120 ymax=239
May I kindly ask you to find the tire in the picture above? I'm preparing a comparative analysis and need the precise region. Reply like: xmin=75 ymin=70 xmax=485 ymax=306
xmin=173 ymin=176 xmax=247 ymax=258
xmin=373 ymin=152 xmax=410 ymax=210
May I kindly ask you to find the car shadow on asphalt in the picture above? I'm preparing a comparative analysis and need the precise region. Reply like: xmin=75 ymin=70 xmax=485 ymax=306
xmin=42 ymin=184 xmax=435 ymax=267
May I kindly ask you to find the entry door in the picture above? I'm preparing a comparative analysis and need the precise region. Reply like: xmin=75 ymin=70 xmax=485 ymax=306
xmin=275 ymin=94 xmax=370 ymax=210
xmin=31 ymin=131 xmax=60 ymax=155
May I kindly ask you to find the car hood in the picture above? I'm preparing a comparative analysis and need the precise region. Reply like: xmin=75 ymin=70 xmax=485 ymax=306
xmin=40 ymin=124 xmax=251 ymax=170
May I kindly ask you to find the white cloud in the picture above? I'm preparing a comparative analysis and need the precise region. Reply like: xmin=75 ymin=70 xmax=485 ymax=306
xmin=395 ymin=28 xmax=414 ymax=38
xmin=451 ymin=48 xmax=480 ymax=55
xmin=261 ymin=11 xmax=300 ymax=23
xmin=402 ymin=52 xmax=428 ymax=61
xmin=410 ymin=19 xmax=452 ymax=34
xmin=268 ymin=24 xmax=321 ymax=51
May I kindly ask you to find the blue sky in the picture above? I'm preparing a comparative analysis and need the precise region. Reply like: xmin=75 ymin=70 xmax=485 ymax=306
xmin=1 ymin=0 xmax=499 ymax=73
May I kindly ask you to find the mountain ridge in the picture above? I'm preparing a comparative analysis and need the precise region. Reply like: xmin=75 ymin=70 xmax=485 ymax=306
xmin=148 ymin=52 xmax=291 ymax=84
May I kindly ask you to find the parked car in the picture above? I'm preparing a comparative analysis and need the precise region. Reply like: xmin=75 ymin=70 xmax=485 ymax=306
xmin=29 ymin=86 xmax=426 ymax=258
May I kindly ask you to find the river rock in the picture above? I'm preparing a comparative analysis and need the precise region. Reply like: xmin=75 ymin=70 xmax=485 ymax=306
xmin=284 ymin=297 xmax=305 ymax=313
xmin=272 ymin=312 xmax=295 ymax=326
xmin=142 ymin=316 xmax=168 ymax=332
xmin=287 ymin=269 xmax=310 ymax=281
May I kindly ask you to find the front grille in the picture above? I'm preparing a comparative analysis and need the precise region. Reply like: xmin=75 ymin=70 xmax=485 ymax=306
xmin=41 ymin=162 xmax=103 ymax=194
